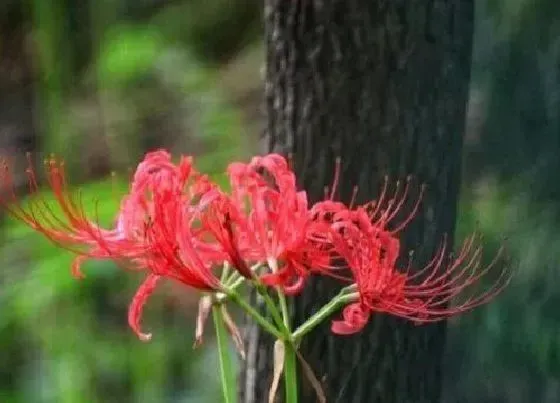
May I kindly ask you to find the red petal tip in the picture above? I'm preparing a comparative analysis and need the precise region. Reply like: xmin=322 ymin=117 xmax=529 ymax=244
xmin=128 ymin=274 xmax=160 ymax=343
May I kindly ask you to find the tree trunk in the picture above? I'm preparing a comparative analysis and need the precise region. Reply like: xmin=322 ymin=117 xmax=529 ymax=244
xmin=239 ymin=1 xmax=474 ymax=402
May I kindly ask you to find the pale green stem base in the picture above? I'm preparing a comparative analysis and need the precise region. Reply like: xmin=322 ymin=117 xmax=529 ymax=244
xmin=283 ymin=341 xmax=299 ymax=403
xmin=212 ymin=305 xmax=238 ymax=403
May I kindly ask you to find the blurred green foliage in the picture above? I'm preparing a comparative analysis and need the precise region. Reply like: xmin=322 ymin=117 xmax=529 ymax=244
xmin=97 ymin=24 xmax=164 ymax=85
xmin=445 ymin=2 xmax=560 ymax=400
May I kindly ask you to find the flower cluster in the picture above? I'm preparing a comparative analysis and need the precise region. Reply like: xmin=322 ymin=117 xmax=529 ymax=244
xmin=0 ymin=150 xmax=510 ymax=341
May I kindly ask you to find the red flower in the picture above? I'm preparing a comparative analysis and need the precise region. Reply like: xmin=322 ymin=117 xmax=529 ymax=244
xmin=221 ymin=154 xmax=333 ymax=294
xmin=197 ymin=193 xmax=254 ymax=278
xmin=130 ymin=192 xmax=224 ymax=341
xmin=1 ymin=150 xmax=228 ymax=341
xmin=308 ymin=166 xmax=427 ymax=284
xmin=123 ymin=151 xmax=229 ymax=340
xmin=0 ymin=154 xmax=138 ymax=278
xmin=330 ymin=219 xmax=510 ymax=335
xmin=317 ymin=175 xmax=509 ymax=335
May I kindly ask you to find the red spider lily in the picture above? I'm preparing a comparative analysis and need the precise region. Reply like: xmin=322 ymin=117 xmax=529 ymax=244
xmin=0 ymin=154 xmax=141 ymax=278
xmin=129 ymin=189 xmax=226 ymax=341
xmin=308 ymin=161 xmax=426 ymax=282
xmin=330 ymin=219 xmax=511 ymax=335
xmin=143 ymin=183 xmax=226 ymax=290
xmin=221 ymin=154 xmax=334 ymax=294
xmin=120 ymin=152 xmax=235 ymax=340
xmin=0 ymin=150 xmax=202 ymax=278
xmin=196 ymin=193 xmax=254 ymax=278
xmin=0 ymin=150 xmax=230 ymax=341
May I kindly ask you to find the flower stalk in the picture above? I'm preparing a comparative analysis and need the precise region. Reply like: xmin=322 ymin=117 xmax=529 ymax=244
xmin=212 ymin=304 xmax=238 ymax=403
xmin=292 ymin=291 xmax=359 ymax=342
xmin=227 ymin=289 xmax=285 ymax=341
xmin=283 ymin=340 xmax=299 ymax=403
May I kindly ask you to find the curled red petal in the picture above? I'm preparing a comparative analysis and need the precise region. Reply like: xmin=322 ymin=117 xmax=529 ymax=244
xmin=331 ymin=320 xmax=360 ymax=335
xmin=283 ymin=275 xmax=305 ymax=296
xmin=128 ymin=274 xmax=160 ymax=342
xmin=331 ymin=303 xmax=369 ymax=335
xmin=260 ymin=270 xmax=306 ymax=296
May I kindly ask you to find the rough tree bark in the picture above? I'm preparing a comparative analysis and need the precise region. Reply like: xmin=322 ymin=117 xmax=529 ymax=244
xmin=239 ymin=1 xmax=474 ymax=402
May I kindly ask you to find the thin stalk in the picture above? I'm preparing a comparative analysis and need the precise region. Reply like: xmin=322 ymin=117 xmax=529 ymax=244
xmin=227 ymin=275 xmax=245 ymax=290
xmin=277 ymin=289 xmax=291 ymax=330
xmin=276 ymin=286 xmax=298 ymax=403
xmin=228 ymin=290 xmax=284 ymax=340
xmin=227 ymin=261 xmax=288 ymax=334
xmin=283 ymin=341 xmax=298 ymax=403
xmin=265 ymin=259 xmax=291 ymax=331
xmin=266 ymin=259 xmax=298 ymax=403
xmin=254 ymin=282 xmax=290 ymax=333
xmin=292 ymin=292 xmax=359 ymax=341
xmin=212 ymin=305 xmax=238 ymax=403
xmin=220 ymin=261 xmax=232 ymax=283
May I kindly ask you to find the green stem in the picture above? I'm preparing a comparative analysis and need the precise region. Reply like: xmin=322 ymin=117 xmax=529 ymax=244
xmin=266 ymin=259 xmax=298 ymax=403
xmin=228 ymin=290 xmax=285 ymax=340
xmin=254 ymin=282 xmax=290 ymax=333
xmin=283 ymin=341 xmax=298 ymax=403
xmin=266 ymin=259 xmax=292 ymax=332
xmin=227 ymin=275 xmax=245 ymax=290
xmin=276 ymin=288 xmax=298 ymax=403
xmin=277 ymin=288 xmax=291 ymax=330
xmin=223 ymin=262 xmax=261 ymax=288
xmin=212 ymin=305 xmax=238 ymax=403
xmin=292 ymin=292 xmax=359 ymax=341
